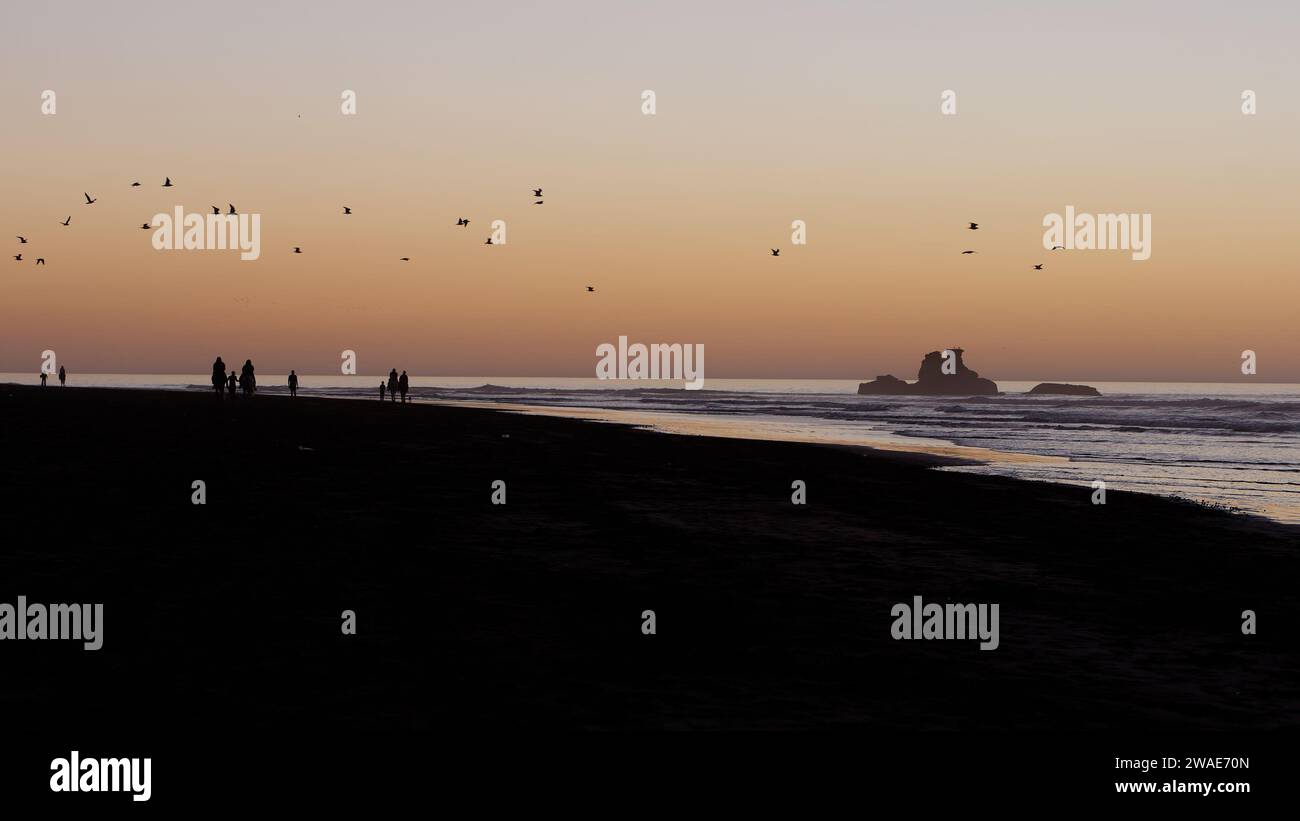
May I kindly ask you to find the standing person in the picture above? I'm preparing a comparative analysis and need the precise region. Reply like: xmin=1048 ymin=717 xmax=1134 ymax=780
xmin=227 ymin=370 xmax=237 ymax=397
xmin=387 ymin=369 xmax=399 ymax=403
xmin=379 ymin=381 xmax=386 ymax=401
xmin=58 ymin=365 xmax=66 ymax=387
xmin=212 ymin=357 xmax=226 ymax=395
xmin=399 ymin=370 xmax=409 ymax=403
xmin=241 ymin=359 xmax=256 ymax=396
xmin=40 ymin=371 xmax=47 ymax=387
xmin=288 ymin=370 xmax=299 ymax=398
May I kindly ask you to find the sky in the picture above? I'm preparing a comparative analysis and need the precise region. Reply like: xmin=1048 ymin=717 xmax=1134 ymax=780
xmin=1 ymin=0 xmax=1298 ymax=381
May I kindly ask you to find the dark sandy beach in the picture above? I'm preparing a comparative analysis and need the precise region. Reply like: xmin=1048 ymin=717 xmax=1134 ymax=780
xmin=1 ymin=384 xmax=1295 ymax=738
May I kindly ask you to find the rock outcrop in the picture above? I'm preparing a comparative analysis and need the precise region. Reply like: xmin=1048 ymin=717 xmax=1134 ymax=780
xmin=857 ymin=348 xmax=999 ymax=396
xmin=1028 ymin=382 xmax=1101 ymax=396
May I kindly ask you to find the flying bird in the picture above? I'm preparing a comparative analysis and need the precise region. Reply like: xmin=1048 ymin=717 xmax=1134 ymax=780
xmin=228 ymin=204 xmax=236 ymax=215
xmin=968 ymin=222 xmax=979 ymax=230
xmin=1051 ymin=245 xmax=1065 ymax=250
xmin=485 ymin=238 xmax=493 ymax=245
xmin=343 ymin=207 xmax=351 ymax=214
xmin=771 ymin=248 xmax=780 ymax=256
xmin=532 ymin=188 xmax=542 ymax=197
xmin=212 ymin=206 xmax=221 ymax=214
xmin=140 ymin=223 xmax=151 ymax=229
xmin=961 ymin=250 xmax=976 ymax=254
xmin=17 ymin=236 xmax=26 ymax=243
xmin=13 ymin=254 xmax=21 ymax=261
xmin=61 ymin=216 xmax=71 ymax=226
xmin=1033 ymin=264 xmax=1043 ymax=270
xmin=399 ymin=257 xmax=410 ymax=261
xmin=293 ymin=247 xmax=302 ymax=254
xmin=586 ymin=286 xmax=595 ymax=292
xmin=35 ymin=258 xmax=44 ymax=265
xmin=84 ymin=192 xmax=97 ymax=205
xmin=162 ymin=177 xmax=173 ymax=187
xmin=131 ymin=182 xmax=141 ymax=187
xmin=456 ymin=218 xmax=469 ymax=226
xmin=534 ymin=201 xmax=543 ymax=205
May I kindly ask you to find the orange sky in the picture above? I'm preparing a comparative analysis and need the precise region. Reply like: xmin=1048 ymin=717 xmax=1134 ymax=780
xmin=2 ymin=1 xmax=1297 ymax=380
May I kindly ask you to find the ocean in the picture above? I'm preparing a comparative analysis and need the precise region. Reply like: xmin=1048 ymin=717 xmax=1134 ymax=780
xmin=7 ymin=373 xmax=1298 ymax=525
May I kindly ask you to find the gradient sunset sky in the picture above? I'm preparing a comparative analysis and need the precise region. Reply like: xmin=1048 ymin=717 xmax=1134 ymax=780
xmin=2 ymin=1 xmax=1298 ymax=380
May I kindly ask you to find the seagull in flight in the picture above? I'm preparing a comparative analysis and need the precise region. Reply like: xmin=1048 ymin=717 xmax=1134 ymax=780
xmin=532 ymin=188 xmax=542 ymax=197
xmin=293 ymin=247 xmax=302 ymax=254
xmin=61 ymin=216 xmax=71 ymax=226
xmin=586 ymin=286 xmax=595 ymax=292
xmin=961 ymin=250 xmax=976 ymax=254
xmin=399 ymin=257 xmax=410 ymax=262
xmin=131 ymin=182 xmax=141 ymax=187
xmin=771 ymin=248 xmax=780 ymax=256
xmin=1033 ymin=264 xmax=1043 ymax=270
xmin=485 ymin=238 xmax=493 ymax=245
xmin=140 ymin=223 xmax=151 ymax=229
xmin=228 ymin=204 xmax=237 ymax=215
xmin=35 ymin=258 xmax=44 ymax=265
xmin=13 ymin=254 xmax=21 ymax=261
xmin=343 ymin=207 xmax=351 ymax=214
xmin=534 ymin=200 xmax=543 ymax=205
xmin=162 ymin=177 xmax=173 ymax=187
xmin=968 ymin=222 xmax=979 ymax=230
xmin=84 ymin=192 xmax=97 ymax=205
xmin=1051 ymin=245 xmax=1065 ymax=250
xmin=16 ymin=236 xmax=26 ymax=243
xmin=212 ymin=206 xmax=221 ymax=214
xmin=456 ymin=218 xmax=469 ymax=226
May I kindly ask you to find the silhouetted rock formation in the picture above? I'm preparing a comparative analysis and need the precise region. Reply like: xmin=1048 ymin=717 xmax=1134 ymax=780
xmin=1028 ymin=382 xmax=1101 ymax=396
xmin=858 ymin=348 xmax=999 ymax=396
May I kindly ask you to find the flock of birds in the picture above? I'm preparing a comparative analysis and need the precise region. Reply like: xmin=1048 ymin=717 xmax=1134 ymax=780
xmin=15 ymin=177 xmax=177 ymax=268
xmin=12 ymin=181 xmax=606 ymax=289
xmin=17 ymin=185 xmax=1048 ymax=286
xmin=959 ymin=221 xmax=1053 ymax=270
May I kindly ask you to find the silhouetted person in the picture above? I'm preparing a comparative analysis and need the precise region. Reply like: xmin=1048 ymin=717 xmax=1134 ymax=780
xmin=387 ymin=369 xmax=399 ymax=403
xmin=227 ymin=371 xmax=237 ymax=396
xmin=241 ymin=359 xmax=256 ymax=396
xmin=399 ymin=370 xmax=409 ymax=403
xmin=40 ymin=372 xmax=47 ymax=387
xmin=288 ymin=370 xmax=298 ymax=398
xmin=212 ymin=357 xmax=226 ymax=394
xmin=379 ymin=382 xmax=386 ymax=401
xmin=58 ymin=365 xmax=66 ymax=387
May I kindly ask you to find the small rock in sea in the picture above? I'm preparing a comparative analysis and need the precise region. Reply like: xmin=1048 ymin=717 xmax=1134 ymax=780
xmin=1027 ymin=382 xmax=1101 ymax=397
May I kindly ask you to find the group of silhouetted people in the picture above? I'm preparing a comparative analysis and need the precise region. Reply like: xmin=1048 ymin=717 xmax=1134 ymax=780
xmin=210 ymin=356 xmax=269 ymax=398
xmin=380 ymin=369 xmax=410 ymax=403
xmin=207 ymin=358 xmax=412 ymax=402
xmin=38 ymin=365 xmax=67 ymax=387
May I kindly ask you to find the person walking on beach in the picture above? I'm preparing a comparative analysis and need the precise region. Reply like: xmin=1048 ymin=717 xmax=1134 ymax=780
xmin=399 ymin=370 xmax=409 ymax=403
xmin=212 ymin=357 xmax=226 ymax=395
xmin=387 ymin=369 xmax=399 ymax=403
xmin=241 ymin=359 xmax=256 ymax=397
xmin=288 ymin=370 xmax=298 ymax=398
xmin=379 ymin=381 xmax=386 ymax=401
xmin=58 ymin=365 xmax=66 ymax=387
